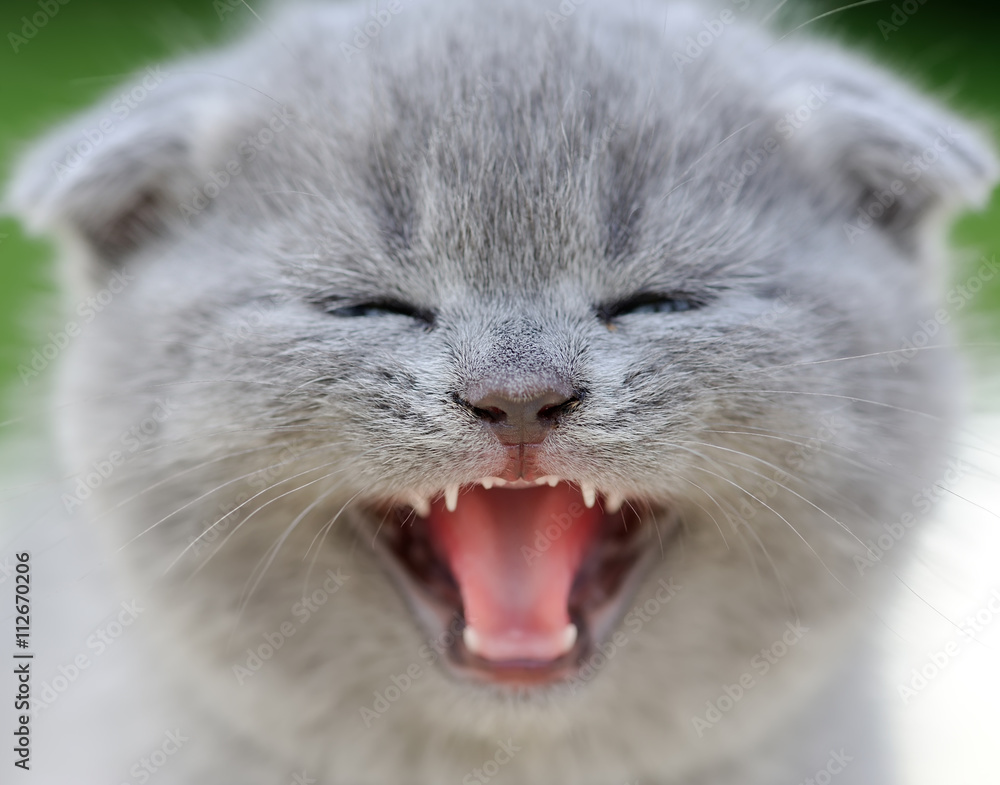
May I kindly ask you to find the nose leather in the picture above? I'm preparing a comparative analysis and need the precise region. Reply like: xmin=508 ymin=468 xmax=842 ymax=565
xmin=468 ymin=387 xmax=575 ymax=445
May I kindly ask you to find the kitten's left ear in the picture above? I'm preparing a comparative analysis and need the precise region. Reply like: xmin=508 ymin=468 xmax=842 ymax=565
xmin=767 ymin=42 xmax=998 ymax=253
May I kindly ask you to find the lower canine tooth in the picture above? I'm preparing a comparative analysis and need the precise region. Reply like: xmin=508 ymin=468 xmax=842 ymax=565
xmin=464 ymin=624 xmax=577 ymax=657
xmin=581 ymin=483 xmax=596 ymax=509
xmin=561 ymin=623 xmax=578 ymax=653
xmin=444 ymin=485 xmax=459 ymax=512
xmin=463 ymin=626 xmax=482 ymax=654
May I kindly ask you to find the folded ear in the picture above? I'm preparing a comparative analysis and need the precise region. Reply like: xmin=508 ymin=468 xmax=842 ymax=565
xmin=765 ymin=42 xmax=998 ymax=255
xmin=3 ymin=52 xmax=273 ymax=272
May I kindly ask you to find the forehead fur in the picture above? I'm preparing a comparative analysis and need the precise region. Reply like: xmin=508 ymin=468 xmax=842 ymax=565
xmin=204 ymin=2 xmax=804 ymax=300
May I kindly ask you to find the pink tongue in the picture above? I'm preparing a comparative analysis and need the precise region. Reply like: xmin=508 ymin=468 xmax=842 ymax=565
xmin=427 ymin=484 xmax=601 ymax=662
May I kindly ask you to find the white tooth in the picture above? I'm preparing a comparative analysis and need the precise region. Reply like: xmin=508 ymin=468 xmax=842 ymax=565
xmin=463 ymin=626 xmax=482 ymax=655
xmin=480 ymin=477 xmax=494 ymax=490
xmin=493 ymin=478 xmax=507 ymax=487
xmin=547 ymin=476 xmax=560 ymax=487
xmin=604 ymin=492 xmax=625 ymax=515
xmin=581 ymin=483 xmax=596 ymax=509
xmin=561 ymin=623 xmax=578 ymax=653
xmin=533 ymin=476 xmax=547 ymax=486
xmin=444 ymin=485 xmax=459 ymax=513
xmin=409 ymin=493 xmax=430 ymax=518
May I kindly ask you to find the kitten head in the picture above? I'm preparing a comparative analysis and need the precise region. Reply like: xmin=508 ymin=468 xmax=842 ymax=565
xmin=6 ymin=1 xmax=996 ymax=782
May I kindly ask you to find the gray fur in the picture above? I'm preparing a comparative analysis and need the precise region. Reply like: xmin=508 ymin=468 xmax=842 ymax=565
xmin=5 ymin=1 xmax=996 ymax=783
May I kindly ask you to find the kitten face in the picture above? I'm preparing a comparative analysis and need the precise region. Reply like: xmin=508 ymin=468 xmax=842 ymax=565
xmin=7 ymin=1 xmax=996 ymax=782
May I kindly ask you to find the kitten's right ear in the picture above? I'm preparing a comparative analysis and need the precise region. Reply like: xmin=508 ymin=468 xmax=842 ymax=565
xmin=3 ymin=62 xmax=268 ymax=271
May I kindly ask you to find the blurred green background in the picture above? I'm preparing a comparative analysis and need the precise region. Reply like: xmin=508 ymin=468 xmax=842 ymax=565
xmin=0 ymin=0 xmax=998 ymax=416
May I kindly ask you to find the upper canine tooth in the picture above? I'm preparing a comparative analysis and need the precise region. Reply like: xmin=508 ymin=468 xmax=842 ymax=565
xmin=444 ymin=484 xmax=459 ymax=512
xmin=408 ymin=493 xmax=431 ymax=518
xmin=604 ymin=492 xmax=625 ymax=515
xmin=581 ymin=483 xmax=596 ymax=509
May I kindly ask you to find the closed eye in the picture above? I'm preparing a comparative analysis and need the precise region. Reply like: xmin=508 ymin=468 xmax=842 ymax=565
xmin=319 ymin=298 xmax=436 ymax=326
xmin=597 ymin=293 xmax=704 ymax=321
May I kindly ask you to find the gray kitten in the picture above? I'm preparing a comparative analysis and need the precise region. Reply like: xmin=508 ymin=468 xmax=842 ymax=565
xmin=6 ymin=1 xmax=996 ymax=783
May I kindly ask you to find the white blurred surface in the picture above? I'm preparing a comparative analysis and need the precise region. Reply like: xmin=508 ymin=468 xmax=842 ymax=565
xmin=891 ymin=414 xmax=1000 ymax=785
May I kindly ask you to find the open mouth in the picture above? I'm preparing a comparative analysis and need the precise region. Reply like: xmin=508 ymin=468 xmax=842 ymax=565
xmin=369 ymin=477 xmax=669 ymax=686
